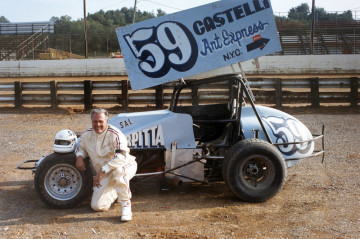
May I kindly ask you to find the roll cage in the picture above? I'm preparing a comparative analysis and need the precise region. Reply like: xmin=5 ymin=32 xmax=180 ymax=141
xmin=169 ymin=74 xmax=272 ymax=147
xmin=169 ymin=74 xmax=324 ymax=162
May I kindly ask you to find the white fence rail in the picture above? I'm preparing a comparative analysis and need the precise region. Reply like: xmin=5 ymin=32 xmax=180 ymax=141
xmin=0 ymin=77 xmax=358 ymax=109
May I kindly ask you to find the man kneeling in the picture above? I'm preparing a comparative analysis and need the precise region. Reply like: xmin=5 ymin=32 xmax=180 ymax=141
xmin=75 ymin=108 xmax=137 ymax=221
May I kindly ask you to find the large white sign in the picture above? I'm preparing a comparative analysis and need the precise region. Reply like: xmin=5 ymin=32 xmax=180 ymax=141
xmin=116 ymin=0 xmax=281 ymax=90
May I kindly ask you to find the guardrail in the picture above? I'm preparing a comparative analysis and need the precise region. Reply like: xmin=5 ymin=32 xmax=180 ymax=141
xmin=0 ymin=77 xmax=359 ymax=109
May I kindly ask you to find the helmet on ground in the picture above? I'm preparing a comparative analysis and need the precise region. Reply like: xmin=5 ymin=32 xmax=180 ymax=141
xmin=54 ymin=129 xmax=77 ymax=153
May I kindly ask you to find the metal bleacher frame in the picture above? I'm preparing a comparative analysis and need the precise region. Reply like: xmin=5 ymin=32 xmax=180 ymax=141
xmin=0 ymin=21 xmax=54 ymax=61
xmin=276 ymin=20 xmax=360 ymax=55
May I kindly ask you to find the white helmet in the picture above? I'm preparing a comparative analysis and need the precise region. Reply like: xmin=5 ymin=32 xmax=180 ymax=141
xmin=54 ymin=129 xmax=78 ymax=153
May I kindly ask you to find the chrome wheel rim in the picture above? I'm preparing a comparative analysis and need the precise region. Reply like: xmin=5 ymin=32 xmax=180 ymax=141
xmin=44 ymin=164 xmax=82 ymax=201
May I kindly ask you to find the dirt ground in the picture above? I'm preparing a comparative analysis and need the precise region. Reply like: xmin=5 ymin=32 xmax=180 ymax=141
xmin=0 ymin=106 xmax=359 ymax=239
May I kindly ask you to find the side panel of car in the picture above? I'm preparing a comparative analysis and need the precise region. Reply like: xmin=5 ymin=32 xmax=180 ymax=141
xmin=109 ymin=109 xmax=197 ymax=150
xmin=241 ymin=105 xmax=315 ymax=165
xmin=165 ymin=148 xmax=203 ymax=182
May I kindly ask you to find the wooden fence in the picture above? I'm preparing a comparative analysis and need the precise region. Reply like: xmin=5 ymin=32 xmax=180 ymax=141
xmin=0 ymin=77 xmax=359 ymax=110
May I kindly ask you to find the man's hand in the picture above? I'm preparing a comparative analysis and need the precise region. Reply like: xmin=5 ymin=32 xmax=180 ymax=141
xmin=75 ymin=156 xmax=85 ymax=172
xmin=93 ymin=170 xmax=104 ymax=188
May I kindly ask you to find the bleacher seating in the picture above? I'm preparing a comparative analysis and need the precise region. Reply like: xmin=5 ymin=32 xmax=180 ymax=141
xmin=276 ymin=20 xmax=360 ymax=55
xmin=0 ymin=22 xmax=53 ymax=60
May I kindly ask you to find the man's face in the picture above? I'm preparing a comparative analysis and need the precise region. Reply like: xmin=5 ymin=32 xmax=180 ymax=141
xmin=91 ymin=113 xmax=108 ymax=134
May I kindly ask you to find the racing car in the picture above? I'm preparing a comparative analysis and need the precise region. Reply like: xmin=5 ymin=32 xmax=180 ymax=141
xmin=18 ymin=74 xmax=324 ymax=209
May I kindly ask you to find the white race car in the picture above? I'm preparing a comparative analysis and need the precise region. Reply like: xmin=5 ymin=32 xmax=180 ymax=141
xmin=18 ymin=74 xmax=325 ymax=208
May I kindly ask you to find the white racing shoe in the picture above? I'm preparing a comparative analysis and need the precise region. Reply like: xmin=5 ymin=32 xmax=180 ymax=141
xmin=121 ymin=201 xmax=132 ymax=221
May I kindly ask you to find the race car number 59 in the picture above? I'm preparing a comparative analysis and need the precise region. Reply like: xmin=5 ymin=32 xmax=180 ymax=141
xmin=123 ymin=21 xmax=198 ymax=78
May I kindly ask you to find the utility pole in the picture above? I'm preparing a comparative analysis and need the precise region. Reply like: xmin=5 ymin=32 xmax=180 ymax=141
xmin=310 ymin=0 xmax=316 ymax=54
xmin=83 ymin=0 xmax=88 ymax=58
xmin=132 ymin=0 xmax=137 ymax=24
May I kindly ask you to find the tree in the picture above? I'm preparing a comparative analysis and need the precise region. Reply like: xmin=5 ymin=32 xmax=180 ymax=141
xmin=337 ymin=10 xmax=353 ymax=21
xmin=313 ymin=7 xmax=328 ymax=21
xmin=0 ymin=16 xmax=10 ymax=23
xmin=49 ymin=7 xmax=167 ymax=56
xmin=310 ymin=7 xmax=353 ymax=21
xmin=288 ymin=3 xmax=310 ymax=21
xmin=326 ymin=10 xmax=353 ymax=21
xmin=51 ymin=16 xmax=83 ymax=34
xmin=156 ymin=9 xmax=167 ymax=17
xmin=274 ymin=15 xmax=287 ymax=22
xmin=288 ymin=3 xmax=354 ymax=21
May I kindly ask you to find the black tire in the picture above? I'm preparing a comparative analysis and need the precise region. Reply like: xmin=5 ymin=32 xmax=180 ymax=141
xmin=34 ymin=153 xmax=93 ymax=209
xmin=222 ymin=138 xmax=286 ymax=202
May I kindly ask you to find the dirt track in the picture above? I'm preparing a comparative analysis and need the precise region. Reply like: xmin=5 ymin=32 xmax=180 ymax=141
xmin=0 ymin=107 xmax=359 ymax=238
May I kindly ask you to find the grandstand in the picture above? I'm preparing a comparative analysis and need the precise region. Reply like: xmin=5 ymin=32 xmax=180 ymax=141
xmin=0 ymin=20 xmax=359 ymax=61
xmin=277 ymin=21 xmax=360 ymax=55
xmin=0 ymin=21 xmax=54 ymax=60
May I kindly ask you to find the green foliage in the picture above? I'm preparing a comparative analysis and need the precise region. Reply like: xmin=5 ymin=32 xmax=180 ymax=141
xmin=0 ymin=16 xmax=10 ymax=23
xmin=51 ymin=16 xmax=83 ymax=34
xmin=48 ymin=7 xmax=165 ymax=56
xmin=315 ymin=9 xmax=353 ymax=21
xmin=274 ymin=15 xmax=287 ymax=22
xmin=288 ymin=3 xmax=310 ymax=21
xmin=156 ymin=9 xmax=167 ymax=17
xmin=288 ymin=3 xmax=353 ymax=21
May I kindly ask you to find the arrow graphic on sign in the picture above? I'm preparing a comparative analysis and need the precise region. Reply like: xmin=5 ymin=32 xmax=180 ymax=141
xmin=246 ymin=38 xmax=270 ymax=52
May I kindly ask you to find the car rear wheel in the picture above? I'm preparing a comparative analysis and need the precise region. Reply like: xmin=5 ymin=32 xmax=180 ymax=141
xmin=34 ymin=153 xmax=93 ymax=209
xmin=222 ymin=138 xmax=286 ymax=202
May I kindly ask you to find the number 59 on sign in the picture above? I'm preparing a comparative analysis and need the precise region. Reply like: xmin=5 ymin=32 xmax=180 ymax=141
xmin=116 ymin=0 xmax=281 ymax=90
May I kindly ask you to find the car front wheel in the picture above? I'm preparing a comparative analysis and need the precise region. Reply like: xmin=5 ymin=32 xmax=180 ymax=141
xmin=34 ymin=153 xmax=93 ymax=209
xmin=222 ymin=138 xmax=286 ymax=202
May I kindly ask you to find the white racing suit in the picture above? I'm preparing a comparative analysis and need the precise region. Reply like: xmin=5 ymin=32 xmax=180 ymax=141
xmin=75 ymin=124 xmax=137 ymax=211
